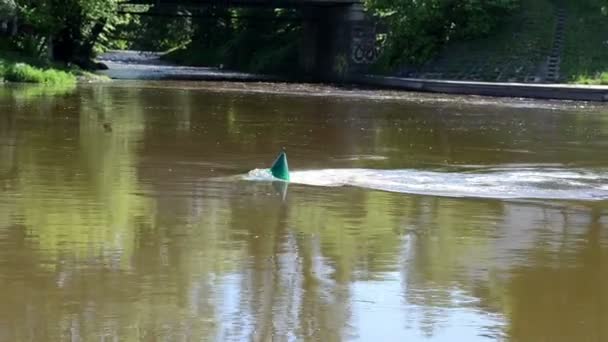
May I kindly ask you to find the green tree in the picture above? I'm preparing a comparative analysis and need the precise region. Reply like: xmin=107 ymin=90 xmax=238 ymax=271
xmin=0 ymin=0 xmax=16 ymax=18
xmin=16 ymin=0 xmax=117 ymax=65
xmin=365 ymin=0 xmax=520 ymax=67
xmin=125 ymin=5 xmax=193 ymax=51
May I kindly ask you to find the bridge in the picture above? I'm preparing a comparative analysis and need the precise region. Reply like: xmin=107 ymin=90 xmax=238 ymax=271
xmin=123 ymin=0 xmax=360 ymax=7
xmin=119 ymin=0 xmax=382 ymax=80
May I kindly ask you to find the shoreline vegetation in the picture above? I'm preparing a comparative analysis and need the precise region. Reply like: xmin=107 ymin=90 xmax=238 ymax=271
xmin=0 ymin=0 xmax=111 ymax=86
xmin=0 ymin=51 xmax=110 ymax=85
xmin=155 ymin=0 xmax=608 ymax=86
xmin=2 ymin=0 xmax=608 ymax=87
xmin=574 ymin=73 xmax=608 ymax=85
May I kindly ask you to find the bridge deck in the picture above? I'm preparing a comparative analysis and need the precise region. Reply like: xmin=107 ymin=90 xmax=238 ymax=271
xmin=122 ymin=0 xmax=360 ymax=8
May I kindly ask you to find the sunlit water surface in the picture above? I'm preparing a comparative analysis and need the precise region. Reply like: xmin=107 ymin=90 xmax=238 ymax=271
xmin=1 ymin=81 xmax=608 ymax=341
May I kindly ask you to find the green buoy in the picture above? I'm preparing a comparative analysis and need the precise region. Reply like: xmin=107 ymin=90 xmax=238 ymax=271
xmin=270 ymin=151 xmax=290 ymax=181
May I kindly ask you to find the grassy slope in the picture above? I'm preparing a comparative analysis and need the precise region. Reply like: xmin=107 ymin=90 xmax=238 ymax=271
xmin=398 ymin=0 xmax=608 ymax=84
xmin=561 ymin=0 xmax=608 ymax=84
xmin=406 ymin=0 xmax=555 ymax=82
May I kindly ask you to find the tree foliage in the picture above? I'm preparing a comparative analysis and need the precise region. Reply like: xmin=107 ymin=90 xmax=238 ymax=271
xmin=109 ymin=5 xmax=193 ymax=52
xmin=13 ymin=0 xmax=117 ymax=65
xmin=165 ymin=8 xmax=301 ymax=74
xmin=0 ymin=0 xmax=17 ymax=18
xmin=365 ymin=0 xmax=520 ymax=67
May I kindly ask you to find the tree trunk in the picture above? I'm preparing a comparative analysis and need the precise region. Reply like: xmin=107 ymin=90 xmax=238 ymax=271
xmin=47 ymin=35 xmax=54 ymax=60
xmin=81 ymin=18 xmax=107 ymax=59
xmin=10 ymin=16 xmax=17 ymax=36
xmin=52 ymin=15 xmax=83 ymax=64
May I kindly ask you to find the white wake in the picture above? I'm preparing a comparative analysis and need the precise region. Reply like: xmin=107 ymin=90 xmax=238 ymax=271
xmin=244 ymin=167 xmax=608 ymax=200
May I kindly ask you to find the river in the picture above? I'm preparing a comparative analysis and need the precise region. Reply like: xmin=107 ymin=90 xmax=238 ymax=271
xmin=1 ymin=75 xmax=608 ymax=341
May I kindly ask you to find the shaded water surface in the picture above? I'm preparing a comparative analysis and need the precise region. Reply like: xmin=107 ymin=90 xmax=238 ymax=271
xmin=1 ymin=81 xmax=608 ymax=341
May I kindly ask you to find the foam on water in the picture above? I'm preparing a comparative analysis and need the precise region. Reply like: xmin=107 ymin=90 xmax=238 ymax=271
xmin=244 ymin=167 xmax=608 ymax=200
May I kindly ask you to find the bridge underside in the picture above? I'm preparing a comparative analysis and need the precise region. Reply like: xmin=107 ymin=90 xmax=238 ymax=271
xmin=120 ymin=0 xmax=381 ymax=80
xmin=299 ymin=4 xmax=381 ymax=80
xmin=121 ymin=0 xmax=359 ymax=8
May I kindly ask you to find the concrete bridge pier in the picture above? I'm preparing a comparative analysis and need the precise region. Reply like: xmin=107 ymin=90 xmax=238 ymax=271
xmin=299 ymin=3 xmax=378 ymax=81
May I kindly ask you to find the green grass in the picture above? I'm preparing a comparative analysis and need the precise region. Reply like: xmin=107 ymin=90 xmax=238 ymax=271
xmin=2 ymin=62 xmax=76 ymax=84
xmin=0 ymin=49 xmax=77 ymax=85
xmin=0 ymin=55 xmax=110 ymax=84
xmin=573 ymin=72 xmax=608 ymax=85
xmin=560 ymin=0 xmax=608 ymax=84
xmin=0 ymin=39 xmax=108 ymax=85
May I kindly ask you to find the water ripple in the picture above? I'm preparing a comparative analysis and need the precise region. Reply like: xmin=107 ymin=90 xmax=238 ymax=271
xmin=245 ymin=167 xmax=608 ymax=200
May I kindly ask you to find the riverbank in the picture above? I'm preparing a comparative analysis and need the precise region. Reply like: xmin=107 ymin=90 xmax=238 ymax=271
xmin=97 ymin=50 xmax=279 ymax=82
xmin=97 ymin=50 xmax=608 ymax=102
xmin=145 ymin=0 xmax=608 ymax=95
xmin=387 ymin=0 xmax=608 ymax=86
xmin=0 ymin=52 xmax=110 ymax=85
xmin=351 ymin=75 xmax=608 ymax=102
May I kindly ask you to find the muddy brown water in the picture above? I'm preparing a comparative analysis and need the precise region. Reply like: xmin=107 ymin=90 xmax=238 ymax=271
xmin=1 ymin=81 xmax=608 ymax=341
